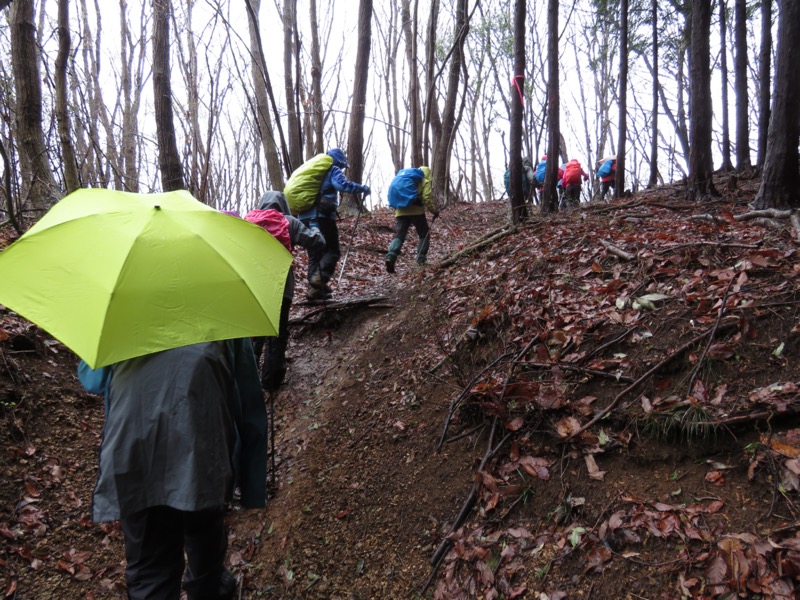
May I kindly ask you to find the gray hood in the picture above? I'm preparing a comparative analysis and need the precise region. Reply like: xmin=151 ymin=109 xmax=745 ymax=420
xmin=258 ymin=191 xmax=291 ymax=215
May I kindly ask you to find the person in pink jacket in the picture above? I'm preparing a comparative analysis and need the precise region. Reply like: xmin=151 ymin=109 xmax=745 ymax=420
xmin=560 ymin=159 xmax=589 ymax=210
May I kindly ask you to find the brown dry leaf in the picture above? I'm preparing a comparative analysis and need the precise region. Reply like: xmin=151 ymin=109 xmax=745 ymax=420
xmin=506 ymin=417 xmax=525 ymax=431
xmin=584 ymin=455 xmax=606 ymax=481
xmin=555 ymin=416 xmax=582 ymax=438
xmin=705 ymin=470 xmax=725 ymax=485
xmin=761 ymin=435 xmax=800 ymax=459
xmin=518 ymin=456 xmax=551 ymax=481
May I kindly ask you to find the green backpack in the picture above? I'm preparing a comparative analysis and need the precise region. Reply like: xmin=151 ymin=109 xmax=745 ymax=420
xmin=284 ymin=153 xmax=334 ymax=216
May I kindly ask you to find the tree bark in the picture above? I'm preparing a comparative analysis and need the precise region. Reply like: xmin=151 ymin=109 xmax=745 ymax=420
xmin=733 ymin=0 xmax=751 ymax=171
xmin=345 ymin=0 xmax=373 ymax=211
xmin=614 ymin=0 xmax=629 ymax=199
xmin=647 ymin=0 xmax=659 ymax=188
xmin=756 ymin=0 xmax=772 ymax=168
xmin=282 ymin=0 xmax=302 ymax=169
xmin=10 ymin=0 xmax=58 ymax=212
xmin=55 ymin=0 xmax=80 ymax=193
xmin=686 ymin=0 xmax=717 ymax=200
xmin=540 ymin=0 xmax=559 ymax=214
xmin=718 ymin=0 xmax=733 ymax=172
xmin=247 ymin=0 xmax=284 ymax=188
xmin=401 ymin=0 xmax=423 ymax=168
xmin=430 ymin=0 xmax=470 ymax=208
xmin=308 ymin=0 xmax=325 ymax=156
xmin=508 ymin=0 xmax=527 ymax=223
xmin=753 ymin=0 xmax=800 ymax=210
xmin=152 ymin=0 xmax=184 ymax=191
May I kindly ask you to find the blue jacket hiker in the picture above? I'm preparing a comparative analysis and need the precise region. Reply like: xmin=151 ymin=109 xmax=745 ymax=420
xmin=385 ymin=166 xmax=438 ymax=272
xmin=297 ymin=148 xmax=370 ymax=301
xmin=78 ymin=339 xmax=266 ymax=600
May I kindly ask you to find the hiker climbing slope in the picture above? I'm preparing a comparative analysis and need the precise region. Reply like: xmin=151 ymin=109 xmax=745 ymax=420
xmin=284 ymin=148 xmax=370 ymax=301
xmin=246 ymin=191 xmax=325 ymax=391
xmin=385 ymin=166 xmax=438 ymax=273
xmin=560 ymin=158 xmax=589 ymax=210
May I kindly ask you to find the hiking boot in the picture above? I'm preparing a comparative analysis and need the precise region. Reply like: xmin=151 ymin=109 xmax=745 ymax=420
xmin=306 ymin=287 xmax=332 ymax=301
xmin=385 ymin=258 xmax=395 ymax=273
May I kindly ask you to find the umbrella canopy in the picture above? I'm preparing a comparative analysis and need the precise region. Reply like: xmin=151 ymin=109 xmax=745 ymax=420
xmin=0 ymin=189 xmax=292 ymax=368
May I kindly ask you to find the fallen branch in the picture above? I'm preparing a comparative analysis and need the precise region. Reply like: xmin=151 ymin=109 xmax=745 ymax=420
xmin=579 ymin=326 xmax=637 ymax=366
xmin=566 ymin=329 xmax=716 ymax=440
xmin=422 ymin=419 xmax=513 ymax=595
xmin=438 ymin=226 xmax=515 ymax=269
xmin=291 ymin=296 xmax=391 ymax=324
xmin=520 ymin=361 xmax=635 ymax=383
xmin=688 ymin=214 xmax=728 ymax=224
xmin=749 ymin=218 xmax=785 ymax=229
xmin=654 ymin=241 xmax=761 ymax=255
xmin=735 ymin=208 xmax=794 ymax=221
xmin=686 ymin=275 xmax=737 ymax=398
xmin=600 ymin=239 xmax=635 ymax=261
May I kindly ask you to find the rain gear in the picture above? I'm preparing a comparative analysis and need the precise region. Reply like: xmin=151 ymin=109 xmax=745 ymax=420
xmin=254 ymin=191 xmax=326 ymax=390
xmin=386 ymin=166 xmax=437 ymax=268
xmin=80 ymin=339 xmax=267 ymax=522
xmin=298 ymin=148 xmax=369 ymax=221
xmin=297 ymin=149 xmax=370 ymax=296
xmin=503 ymin=157 xmax=536 ymax=199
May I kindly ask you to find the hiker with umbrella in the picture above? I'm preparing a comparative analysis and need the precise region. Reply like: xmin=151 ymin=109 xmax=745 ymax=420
xmin=0 ymin=189 xmax=293 ymax=600
xmin=294 ymin=148 xmax=370 ymax=301
xmin=384 ymin=166 xmax=439 ymax=273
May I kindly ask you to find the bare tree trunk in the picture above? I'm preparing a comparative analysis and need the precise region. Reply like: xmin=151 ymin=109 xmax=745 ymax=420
xmin=718 ymin=0 xmax=733 ymax=172
xmin=401 ymin=0 xmax=423 ymax=167
xmin=282 ymin=0 xmax=303 ymax=169
xmin=119 ymin=0 xmax=144 ymax=192
xmin=247 ymin=0 xmax=284 ymax=188
xmin=756 ymin=0 xmax=772 ymax=169
xmin=647 ymin=0 xmax=659 ymax=188
xmin=614 ymin=0 xmax=629 ymax=199
xmin=734 ymin=0 xmax=751 ymax=171
xmin=541 ymin=0 xmax=559 ymax=214
xmin=423 ymin=0 xmax=440 ymax=166
xmin=10 ymin=0 xmax=58 ymax=212
xmin=753 ymin=0 xmax=800 ymax=210
xmin=508 ymin=0 xmax=527 ymax=224
xmin=430 ymin=0 xmax=470 ymax=208
xmin=152 ymin=0 xmax=184 ymax=191
xmin=344 ymin=0 xmax=373 ymax=213
xmin=687 ymin=0 xmax=718 ymax=199
xmin=55 ymin=0 xmax=80 ymax=193
xmin=309 ymin=0 xmax=325 ymax=156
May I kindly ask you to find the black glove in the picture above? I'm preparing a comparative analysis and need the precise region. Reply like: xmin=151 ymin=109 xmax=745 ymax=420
xmin=361 ymin=186 xmax=371 ymax=196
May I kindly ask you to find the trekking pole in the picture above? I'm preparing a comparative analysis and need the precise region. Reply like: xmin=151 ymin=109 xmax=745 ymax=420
xmin=336 ymin=193 xmax=366 ymax=285
xmin=268 ymin=390 xmax=276 ymax=489
xmin=419 ymin=211 xmax=439 ymax=251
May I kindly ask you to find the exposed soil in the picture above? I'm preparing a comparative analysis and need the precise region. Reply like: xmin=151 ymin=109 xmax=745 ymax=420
xmin=3 ymin=179 xmax=800 ymax=599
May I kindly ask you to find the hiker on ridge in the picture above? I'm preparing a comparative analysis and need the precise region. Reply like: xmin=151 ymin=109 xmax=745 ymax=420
xmin=534 ymin=155 xmax=564 ymax=205
xmin=246 ymin=191 xmax=325 ymax=391
xmin=77 ymin=340 xmax=266 ymax=600
xmin=560 ymin=158 xmax=589 ymax=210
xmin=291 ymin=148 xmax=370 ymax=301
xmin=385 ymin=166 xmax=438 ymax=273
xmin=503 ymin=156 xmax=536 ymax=204
xmin=597 ymin=157 xmax=617 ymax=202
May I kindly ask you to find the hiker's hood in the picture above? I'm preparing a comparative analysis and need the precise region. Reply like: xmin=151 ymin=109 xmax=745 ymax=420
xmin=540 ymin=155 xmax=548 ymax=161
xmin=420 ymin=166 xmax=432 ymax=180
xmin=327 ymin=148 xmax=349 ymax=169
xmin=522 ymin=157 xmax=533 ymax=167
xmin=258 ymin=191 xmax=291 ymax=215
xmin=567 ymin=159 xmax=580 ymax=166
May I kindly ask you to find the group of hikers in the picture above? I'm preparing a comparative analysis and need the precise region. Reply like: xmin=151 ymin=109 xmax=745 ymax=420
xmin=76 ymin=146 xmax=439 ymax=600
xmin=75 ymin=146 xmax=622 ymax=599
xmin=504 ymin=154 xmax=618 ymax=208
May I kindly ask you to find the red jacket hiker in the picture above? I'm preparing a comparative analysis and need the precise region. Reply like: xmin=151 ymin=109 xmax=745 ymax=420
xmin=562 ymin=159 xmax=589 ymax=188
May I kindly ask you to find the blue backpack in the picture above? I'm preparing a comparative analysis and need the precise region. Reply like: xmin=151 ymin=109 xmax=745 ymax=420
xmin=388 ymin=168 xmax=425 ymax=208
xmin=598 ymin=160 xmax=614 ymax=178
xmin=535 ymin=160 xmax=547 ymax=183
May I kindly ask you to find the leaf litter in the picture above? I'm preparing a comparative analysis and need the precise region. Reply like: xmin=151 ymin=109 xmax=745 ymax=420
xmin=2 ymin=176 xmax=800 ymax=598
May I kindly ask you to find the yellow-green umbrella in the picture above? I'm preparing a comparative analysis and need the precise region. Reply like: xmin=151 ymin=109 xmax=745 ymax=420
xmin=0 ymin=188 xmax=292 ymax=368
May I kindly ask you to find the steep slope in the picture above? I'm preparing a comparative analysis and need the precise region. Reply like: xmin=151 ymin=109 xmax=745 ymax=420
xmin=3 ymin=181 xmax=800 ymax=599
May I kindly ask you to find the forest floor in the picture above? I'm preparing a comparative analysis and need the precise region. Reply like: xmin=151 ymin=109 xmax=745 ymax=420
xmin=2 ymin=174 xmax=800 ymax=600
